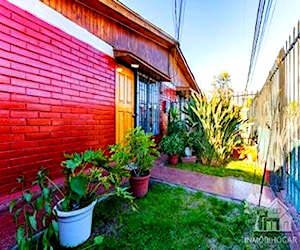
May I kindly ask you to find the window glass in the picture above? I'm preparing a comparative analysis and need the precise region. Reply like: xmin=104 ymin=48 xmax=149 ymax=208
xmin=137 ymin=73 xmax=160 ymax=135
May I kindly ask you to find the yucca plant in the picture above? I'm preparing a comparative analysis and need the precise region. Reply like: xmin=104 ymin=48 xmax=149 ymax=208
xmin=185 ymin=92 xmax=249 ymax=166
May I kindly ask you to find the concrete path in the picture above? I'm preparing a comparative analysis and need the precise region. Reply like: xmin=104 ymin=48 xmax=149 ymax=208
xmin=151 ymin=162 xmax=275 ymax=207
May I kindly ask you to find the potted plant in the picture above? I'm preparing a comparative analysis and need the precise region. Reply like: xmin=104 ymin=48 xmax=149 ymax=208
xmin=159 ymin=133 xmax=185 ymax=165
xmin=52 ymin=149 xmax=134 ymax=247
xmin=110 ymin=127 xmax=159 ymax=198
xmin=181 ymin=131 xmax=197 ymax=163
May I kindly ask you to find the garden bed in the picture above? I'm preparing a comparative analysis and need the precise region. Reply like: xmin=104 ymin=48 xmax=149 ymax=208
xmin=70 ymin=183 xmax=287 ymax=249
xmin=173 ymin=160 xmax=264 ymax=185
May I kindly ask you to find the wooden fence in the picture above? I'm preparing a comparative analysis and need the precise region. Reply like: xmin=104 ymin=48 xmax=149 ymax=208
xmin=248 ymin=21 xmax=300 ymax=211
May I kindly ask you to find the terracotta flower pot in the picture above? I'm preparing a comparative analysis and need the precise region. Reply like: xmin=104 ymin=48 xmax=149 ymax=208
xmin=169 ymin=154 xmax=179 ymax=165
xmin=129 ymin=170 xmax=150 ymax=198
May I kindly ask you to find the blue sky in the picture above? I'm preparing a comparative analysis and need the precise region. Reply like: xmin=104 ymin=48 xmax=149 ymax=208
xmin=120 ymin=0 xmax=299 ymax=92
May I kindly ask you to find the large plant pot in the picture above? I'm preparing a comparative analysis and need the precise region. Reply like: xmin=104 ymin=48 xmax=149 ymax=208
xmin=53 ymin=200 xmax=97 ymax=247
xmin=129 ymin=170 xmax=150 ymax=198
xmin=181 ymin=156 xmax=197 ymax=163
xmin=169 ymin=154 xmax=179 ymax=165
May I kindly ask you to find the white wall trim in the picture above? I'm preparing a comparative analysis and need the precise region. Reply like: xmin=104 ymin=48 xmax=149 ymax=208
xmin=7 ymin=0 xmax=114 ymax=57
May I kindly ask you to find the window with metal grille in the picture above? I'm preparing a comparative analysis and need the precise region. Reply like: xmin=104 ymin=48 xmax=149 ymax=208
xmin=136 ymin=73 xmax=160 ymax=135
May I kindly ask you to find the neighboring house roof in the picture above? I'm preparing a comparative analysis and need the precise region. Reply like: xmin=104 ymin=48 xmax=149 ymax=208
xmin=76 ymin=0 xmax=200 ymax=92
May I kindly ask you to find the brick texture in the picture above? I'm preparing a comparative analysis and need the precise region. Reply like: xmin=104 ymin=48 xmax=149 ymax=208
xmin=0 ymin=0 xmax=116 ymax=200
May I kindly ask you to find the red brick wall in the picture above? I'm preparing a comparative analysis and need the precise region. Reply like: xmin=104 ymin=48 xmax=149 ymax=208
xmin=0 ymin=1 xmax=116 ymax=198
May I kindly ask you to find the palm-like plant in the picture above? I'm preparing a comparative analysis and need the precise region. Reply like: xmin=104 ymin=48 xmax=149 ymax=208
xmin=185 ymin=92 xmax=249 ymax=166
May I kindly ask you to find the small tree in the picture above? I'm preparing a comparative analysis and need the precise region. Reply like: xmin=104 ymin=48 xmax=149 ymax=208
xmin=212 ymin=71 xmax=233 ymax=102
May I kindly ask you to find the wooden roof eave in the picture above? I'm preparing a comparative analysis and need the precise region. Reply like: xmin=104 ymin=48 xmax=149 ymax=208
xmin=76 ymin=0 xmax=174 ymax=49
xmin=114 ymin=49 xmax=171 ymax=82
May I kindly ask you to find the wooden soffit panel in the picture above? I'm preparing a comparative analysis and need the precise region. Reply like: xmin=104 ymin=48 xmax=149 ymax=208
xmin=114 ymin=49 xmax=171 ymax=82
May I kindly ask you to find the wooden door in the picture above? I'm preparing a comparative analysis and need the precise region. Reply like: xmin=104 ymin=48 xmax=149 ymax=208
xmin=116 ymin=65 xmax=135 ymax=143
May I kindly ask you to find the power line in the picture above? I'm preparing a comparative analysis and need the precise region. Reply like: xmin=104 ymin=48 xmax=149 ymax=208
xmin=245 ymin=0 xmax=276 ymax=91
xmin=172 ymin=0 xmax=186 ymax=42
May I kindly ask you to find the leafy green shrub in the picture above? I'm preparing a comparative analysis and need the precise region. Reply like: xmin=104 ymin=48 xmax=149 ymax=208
xmin=184 ymin=93 xmax=249 ymax=166
xmin=159 ymin=133 xmax=185 ymax=155
xmin=167 ymin=107 xmax=187 ymax=135
xmin=9 ymin=168 xmax=58 ymax=249
xmin=110 ymin=126 xmax=159 ymax=177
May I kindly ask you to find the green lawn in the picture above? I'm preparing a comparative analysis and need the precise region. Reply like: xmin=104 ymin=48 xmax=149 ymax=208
xmin=173 ymin=160 xmax=264 ymax=185
xmin=75 ymin=183 xmax=287 ymax=250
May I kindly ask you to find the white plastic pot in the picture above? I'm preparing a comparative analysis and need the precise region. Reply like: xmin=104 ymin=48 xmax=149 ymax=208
xmin=53 ymin=200 xmax=97 ymax=247
xmin=184 ymin=147 xmax=192 ymax=157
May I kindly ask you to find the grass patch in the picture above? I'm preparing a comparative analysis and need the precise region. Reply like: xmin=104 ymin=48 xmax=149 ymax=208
xmin=174 ymin=160 xmax=264 ymax=184
xmin=75 ymin=183 xmax=287 ymax=249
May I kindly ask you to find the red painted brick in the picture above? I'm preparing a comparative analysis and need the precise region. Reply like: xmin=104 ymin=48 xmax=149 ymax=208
xmin=0 ymin=40 xmax=10 ymax=51
xmin=10 ymin=28 xmax=38 ymax=45
xmin=40 ymin=70 xmax=62 ymax=81
xmin=39 ymin=55 xmax=62 ymax=67
xmin=26 ymin=43 xmax=51 ymax=57
xmin=40 ymin=84 xmax=61 ymax=93
xmin=0 ymin=67 xmax=25 ymax=79
xmin=51 ymin=92 xmax=71 ymax=101
xmin=51 ymin=53 xmax=71 ymax=66
xmin=39 ymin=112 xmax=61 ymax=118
xmin=62 ymin=88 xmax=79 ymax=96
xmin=11 ymin=78 xmax=39 ymax=89
xmin=0 ymin=1 xmax=116 ymax=202
xmin=11 ymin=111 xmax=38 ymax=118
xmin=0 ymin=84 xmax=25 ymax=94
xmin=26 ymin=88 xmax=51 ymax=98
xmin=70 ymin=72 xmax=86 ymax=81
xmin=51 ymin=40 xmax=71 ymax=52
xmin=0 ymin=75 xmax=10 ymax=84
xmin=10 ymin=141 xmax=39 ymax=150
xmin=11 ymin=62 xmax=40 ymax=75
xmin=25 ymin=73 xmax=51 ymax=84
xmin=0 ymin=150 xmax=24 ymax=160
xmin=51 ymin=106 xmax=71 ymax=113
xmin=10 ymin=155 xmax=40 ymax=166
xmin=0 ymin=14 xmax=25 ymax=32
xmin=52 ymin=120 xmax=71 ymax=126
xmin=39 ymin=97 xmax=62 ymax=105
xmin=40 ymin=27 xmax=62 ymax=43
xmin=0 ymin=119 xmax=26 ymax=126
xmin=11 ymin=12 xmax=39 ymax=31
xmin=0 ymin=92 xmax=10 ymax=100
xmin=11 ymin=126 xmax=39 ymax=134
xmin=27 ymin=103 xmax=51 ymax=112
xmin=25 ymin=133 xmax=50 ymax=141
xmin=11 ymin=45 xmax=39 ymax=60
xmin=11 ymin=93 xmax=39 ymax=103
xmin=0 ymin=31 xmax=25 ymax=48
xmin=27 ymin=119 xmax=51 ymax=126
xmin=0 ymin=101 xmax=25 ymax=110
xmin=0 ymin=126 xmax=10 ymax=133
xmin=25 ymin=27 xmax=50 ymax=43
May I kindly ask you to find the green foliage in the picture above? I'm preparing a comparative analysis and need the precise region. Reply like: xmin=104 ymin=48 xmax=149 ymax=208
xmin=86 ymin=183 xmax=288 ymax=249
xmin=174 ymin=160 xmax=264 ymax=185
xmin=185 ymin=93 xmax=249 ymax=166
xmin=167 ymin=107 xmax=187 ymax=135
xmin=9 ymin=168 xmax=58 ymax=250
xmin=211 ymin=71 xmax=233 ymax=102
xmin=110 ymin=126 xmax=159 ymax=177
xmin=159 ymin=133 xmax=185 ymax=155
xmin=60 ymin=149 xmax=135 ymax=211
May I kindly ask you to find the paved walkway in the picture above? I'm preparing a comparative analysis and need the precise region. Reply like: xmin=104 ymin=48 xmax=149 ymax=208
xmin=151 ymin=160 xmax=275 ymax=207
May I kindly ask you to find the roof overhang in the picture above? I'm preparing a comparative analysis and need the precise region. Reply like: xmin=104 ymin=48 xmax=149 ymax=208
xmin=176 ymin=86 xmax=198 ymax=97
xmin=114 ymin=49 xmax=171 ymax=82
